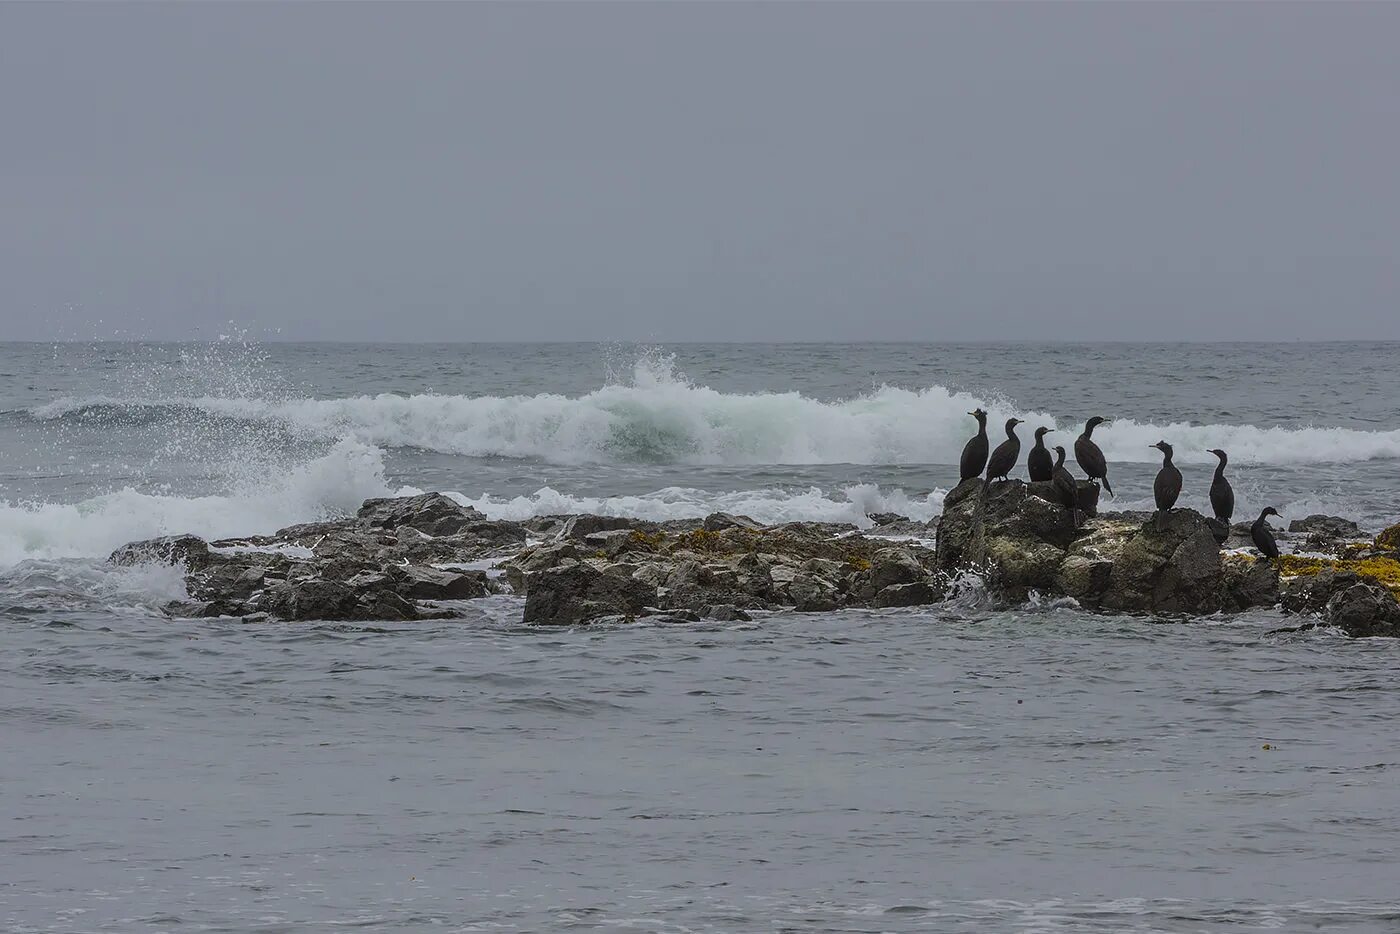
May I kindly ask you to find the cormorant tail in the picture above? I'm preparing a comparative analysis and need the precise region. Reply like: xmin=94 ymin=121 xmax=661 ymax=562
xmin=1102 ymin=475 xmax=1114 ymax=498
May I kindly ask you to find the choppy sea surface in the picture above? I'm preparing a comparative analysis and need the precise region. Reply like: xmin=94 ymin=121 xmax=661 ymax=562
xmin=3 ymin=341 xmax=1398 ymax=932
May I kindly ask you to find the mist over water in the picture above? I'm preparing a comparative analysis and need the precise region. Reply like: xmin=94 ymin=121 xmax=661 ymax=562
xmin=4 ymin=341 xmax=1400 ymax=931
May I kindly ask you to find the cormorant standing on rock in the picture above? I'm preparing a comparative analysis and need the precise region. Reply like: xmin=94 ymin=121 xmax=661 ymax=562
xmin=985 ymin=418 xmax=1024 ymax=483
xmin=1150 ymin=441 xmax=1182 ymax=530
xmin=1208 ymin=449 xmax=1234 ymax=523
xmin=960 ymin=409 xmax=989 ymax=481
xmin=1050 ymin=445 xmax=1079 ymax=526
xmin=1206 ymin=448 xmax=1235 ymax=544
xmin=1027 ymin=427 xmax=1054 ymax=482
xmin=1074 ymin=416 xmax=1114 ymax=498
xmin=1251 ymin=507 xmax=1281 ymax=561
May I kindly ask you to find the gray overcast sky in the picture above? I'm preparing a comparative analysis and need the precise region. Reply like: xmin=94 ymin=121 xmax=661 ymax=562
xmin=1 ymin=3 xmax=1396 ymax=342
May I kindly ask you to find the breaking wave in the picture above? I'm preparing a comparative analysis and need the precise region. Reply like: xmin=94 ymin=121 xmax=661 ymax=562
xmin=0 ymin=438 xmax=393 ymax=567
xmin=22 ymin=355 xmax=1400 ymax=467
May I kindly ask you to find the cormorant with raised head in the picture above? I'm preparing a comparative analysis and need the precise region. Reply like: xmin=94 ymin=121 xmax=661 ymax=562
xmin=1207 ymin=449 xmax=1234 ymax=523
xmin=1027 ymin=427 xmax=1054 ymax=482
xmin=1150 ymin=440 xmax=1182 ymax=530
xmin=1206 ymin=448 xmax=1235 ymax=544
xmin=959 ymin=409 xmax=989 ymax=482
xmin=1050 ymin=445 xmax=1079 ymax=526
xmin=1074 ymin=416 xmax=1114 ymax=498
xmin=1251 ymin=507 xmax=1280 ymax=560
xmin=985 ymin=418 xmax=1024 ymax=483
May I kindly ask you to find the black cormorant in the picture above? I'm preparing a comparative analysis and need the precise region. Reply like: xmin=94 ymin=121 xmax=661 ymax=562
xmin=1074 ymin=416 xmax=1114 ymax=498
xmin=1251 ymin=507 xmax=1280 ymax=560
xmin=959 ymin=409 xmax=989 ymax=481
xmin=985 ymin=418 xmax=1024 ymax=483
xmin=1150 ymin=440 xmax=1182 ymax=530
xmin=1051 ymin=445 xmax=1079 ymax=526
xmin=1027 ymin=427 xmax=1054 ymax=482
xmin=1207 ymin=449 xmax=1234 ymax=523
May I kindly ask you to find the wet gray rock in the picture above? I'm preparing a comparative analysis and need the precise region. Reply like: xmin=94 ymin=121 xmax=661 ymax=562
xmin=936 ymin=479 xmax=1080 ymax=570
xmin=867 ymin=547 xmax=925 ymax=592
xmin=873 ymin=580 xmax=943 ymax=608
xmin=501 ymin=541 xmax=580 ymax=591
xmin=559 ymin=514 xmax=639 ymax=541
xmin=383 ymin=565 xmax=488 ymax=600
xmin=702 ymin=512 xmax=763 ymax=532
xmin=109 ymin=534 xmax=213 ymax=570
xmin=1281 ymin=570 xmax=1400 ymax=637
xmin=257 ymin=580 xmax=364 ymax=621
xmin=357 ymin=493 xmax=484 ymax=536
xmin=522 ymin=562 xmax=657 ymax=625
xmin=1219 ymin=556 xmax=1280 ymax=611
xmin=1288 ymin=515 xmax=1361 ymax=538
xmin=1094 ymin=510 xmax=1224 ymax=613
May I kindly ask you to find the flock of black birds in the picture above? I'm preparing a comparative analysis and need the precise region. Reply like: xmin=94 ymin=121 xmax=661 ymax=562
xmin=958 ymin=409 xmax=1281 ymax=561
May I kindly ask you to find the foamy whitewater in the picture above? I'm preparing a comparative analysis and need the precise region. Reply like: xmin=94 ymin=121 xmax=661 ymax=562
xmin=5 ymin=341 xmax=1400 ymax=932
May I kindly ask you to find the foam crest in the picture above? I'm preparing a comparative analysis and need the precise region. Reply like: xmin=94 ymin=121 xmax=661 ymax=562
xmin=0 ymin=438 xmax=392 ymax=567
xmin=27 ymin=378 xmax=1400 ymax=467
xmin=444 ymin=483 xmax=948 ymax=528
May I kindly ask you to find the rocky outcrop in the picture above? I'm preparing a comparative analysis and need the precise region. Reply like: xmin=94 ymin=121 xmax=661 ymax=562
xmin=113 ymin=493 xmax=525 ymax=622
xmin=939 ymin=479 xmax=1271 ymax=615
xmin=106 ymin=492 xmax=1400 ymax=637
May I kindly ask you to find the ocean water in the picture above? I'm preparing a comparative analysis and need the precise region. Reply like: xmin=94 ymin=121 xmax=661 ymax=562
xmin=3 ymin=341 xmax=1399 ymax=932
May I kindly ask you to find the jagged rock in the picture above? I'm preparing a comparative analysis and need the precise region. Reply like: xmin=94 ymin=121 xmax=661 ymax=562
xmin=559 ymin=514 xmax=638 ymax=541
xmin=703 ymin=512 xmax=763 ymax=532
xmin=873 ymin=580 xmax=943 ymax=607
xmin=866 ymin=512 xmax=908 ymax=526
xmin=868 ymin=547 xmax=924 ymax=592
xmin=937 ymin=479 xmax=1080 ymax=570
xmin=1282 ymin=570 xmax=1400 ymax=637
xmin=456 ymin=520 xmax=528 ymax=548
xmin=1027 ymin=478 xmax=1100 ymax=517
xmin=520 ymin=515 xmax=569 ymax=536
xmin=1323 ymin=582 xmax=1400 ymax=637
xmin=1093 ymin=510 xmax=1224 ymax=613
xmin=522 ymin=562 xmax=657 ymax=625
xmin=1284 ymin=515 xmax=1365 ymax=555
xmin=866 ymin=518 xmax=936 ymax=538
xmin=787 ymin=573 xmax=839 ymax=612
xmin=582 ymin=528 xmax=639 ymax=558
xmin=1219 ymin=555 xmax=1280 ymax=611
xmin=109 ymin=534 xmax=213 ymax=570
xmin=704 ymin=604 xmax=753 ymax=622
xmin=502 ymin=541 xmax=580 ymax=591
xmin=357 ymin=493 xmax=483 ymax=536
xmin=1288 ymin=515 xmax=1362 ymax=538
xmin=257 ymin=580 xmax=364 ymax=621
xmin=383 ymin=565 xmax=488 ymax=600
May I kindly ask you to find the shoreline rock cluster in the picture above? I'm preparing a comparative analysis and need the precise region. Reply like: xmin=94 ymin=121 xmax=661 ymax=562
xmin=109 ymin=484 xmax=1400 ymax=637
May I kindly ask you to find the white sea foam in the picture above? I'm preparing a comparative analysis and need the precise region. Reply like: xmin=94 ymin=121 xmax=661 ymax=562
xmin=445 ymin=483 xmax=948 ymax=528
xmin=0 ymin=438 xmax=392 ymax=567
xmin=29 ymin=356 xmax=1400 ymax=466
